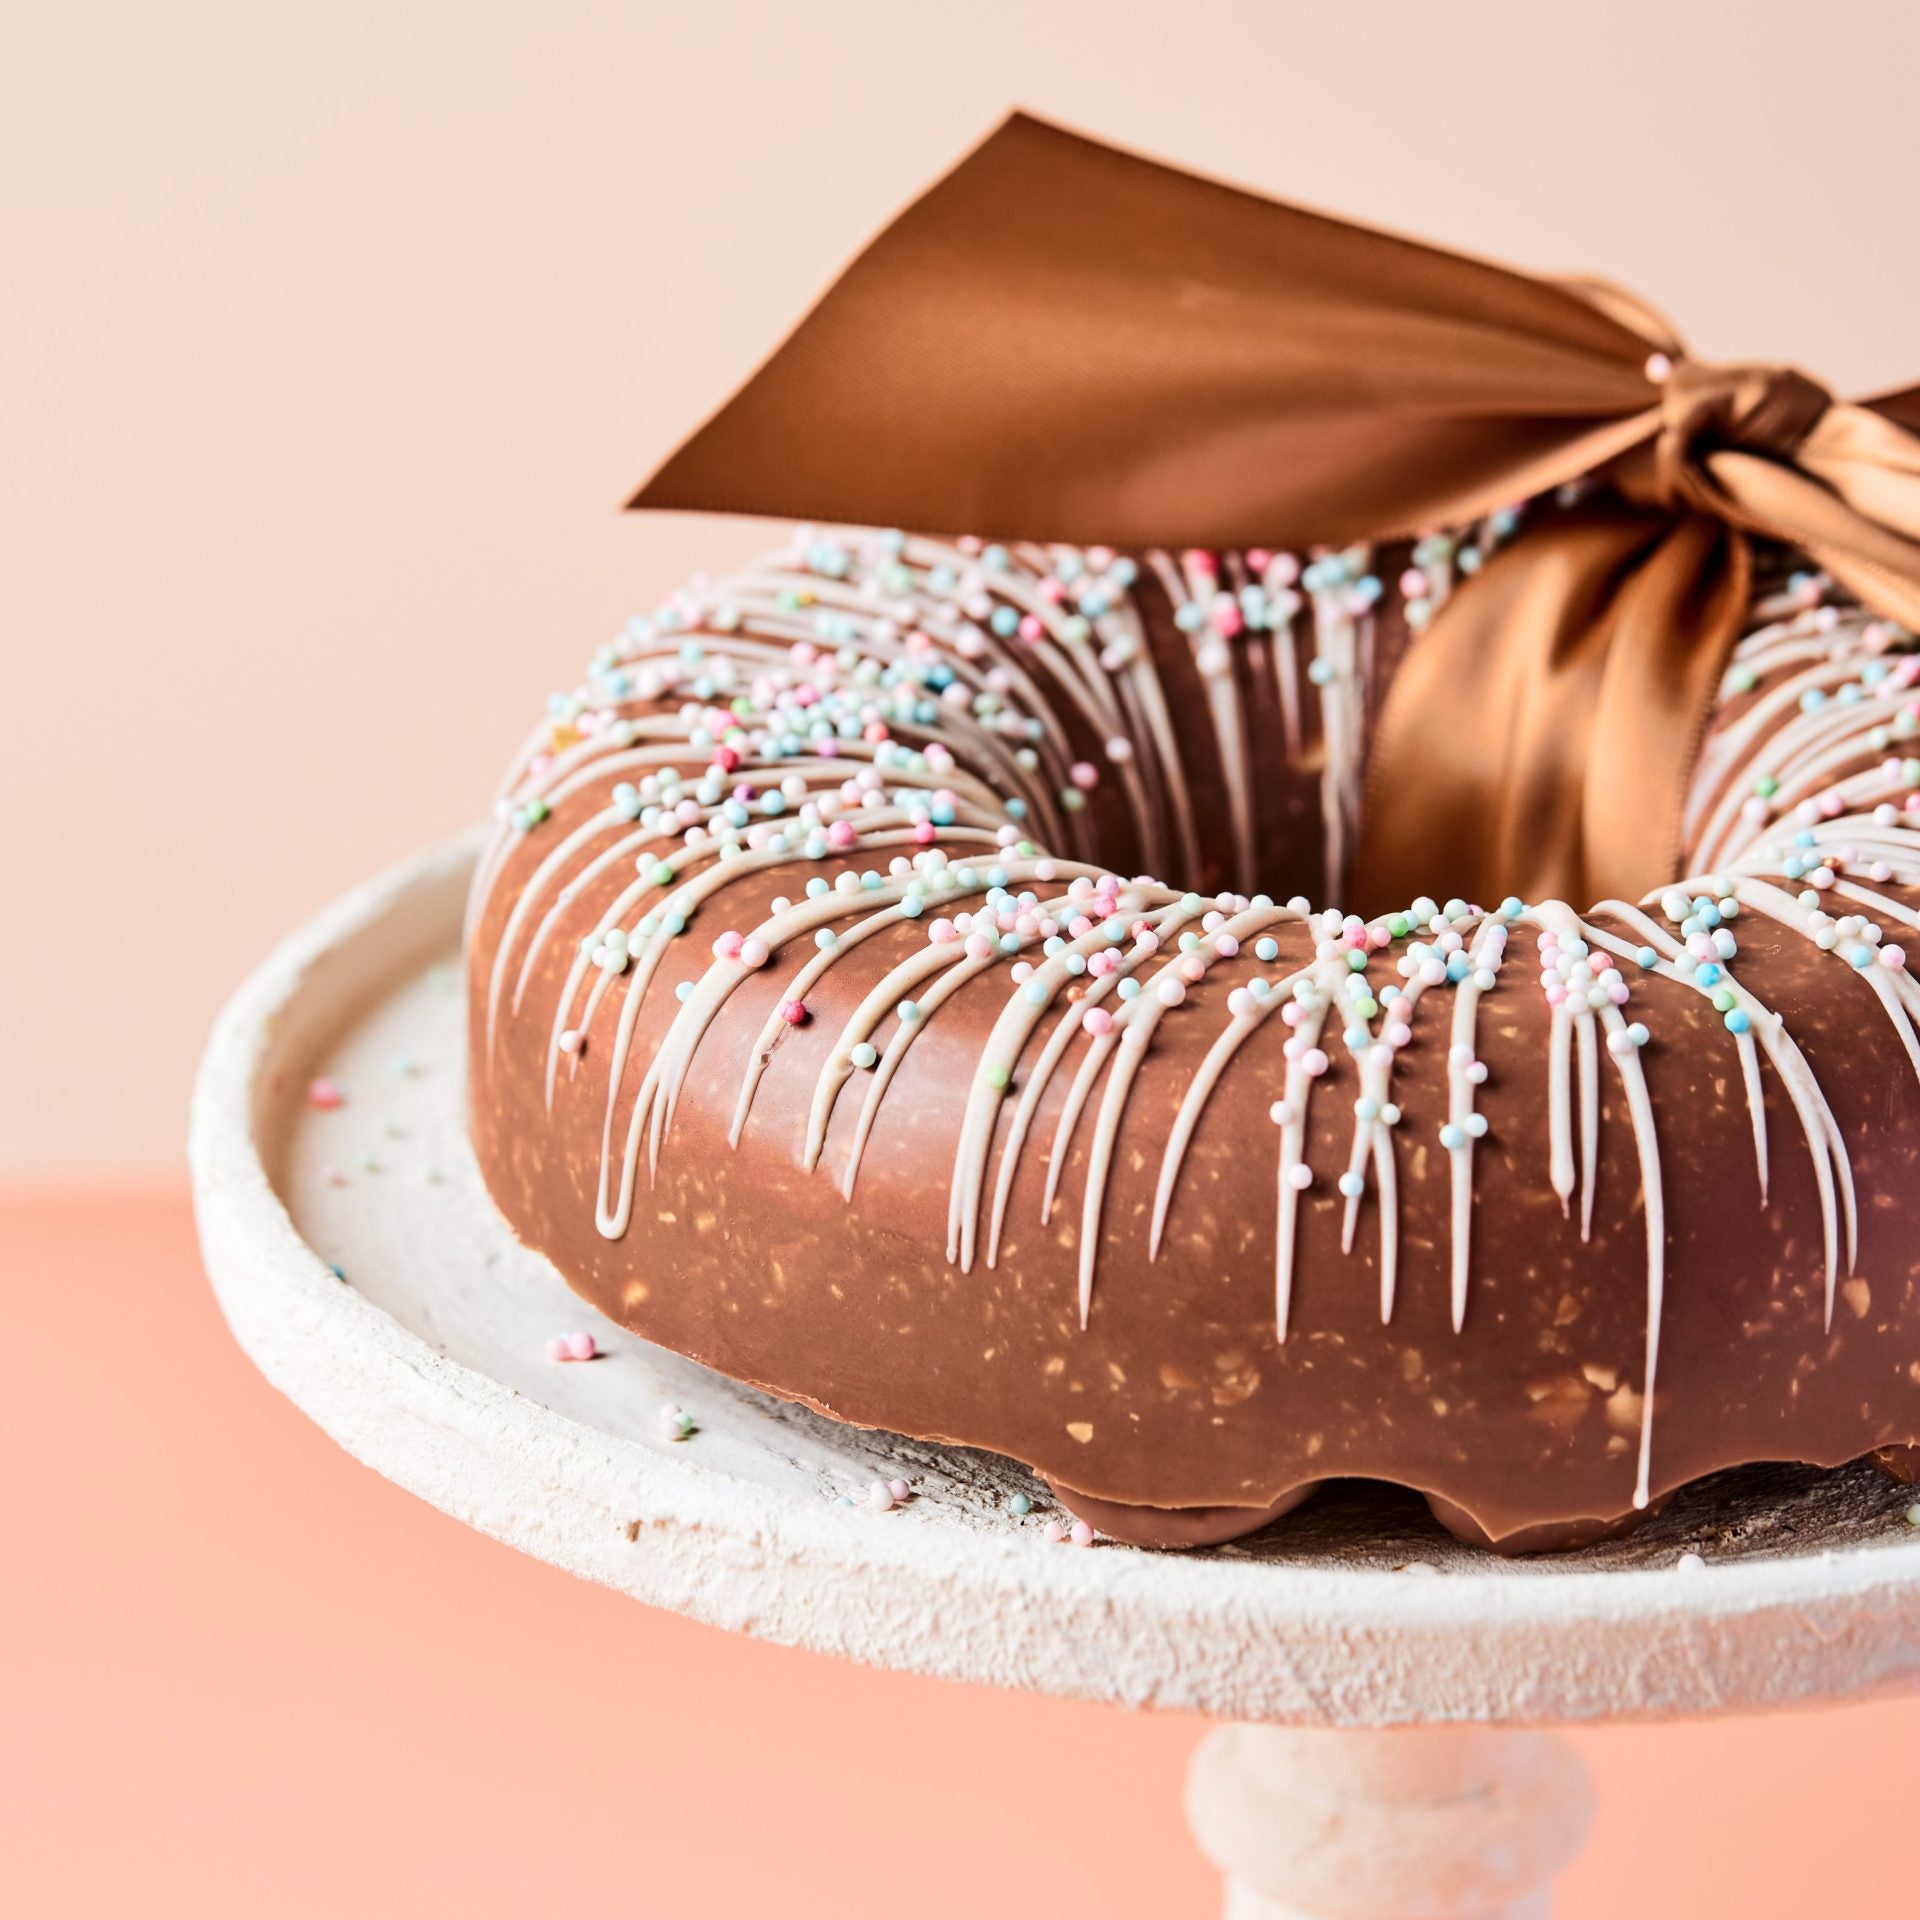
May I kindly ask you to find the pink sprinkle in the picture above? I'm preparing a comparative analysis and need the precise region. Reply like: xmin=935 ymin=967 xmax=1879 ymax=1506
xmin=712 ymin=930 xmax=744 ymax=960
xmin=828 ymin=819 xmax=859 ymax=850
xmin=1301 ymin=1048 xmax=1329 ymax=1077
xmin=1018 ymin=614 xmax=1045 ymax=643
xmin=1883 ymin=946 xmax=1908 ymax=971
xmin=1082 ymin=1006 xmax=1114 ymax=1037
xmin=867 ymin=1481 xmax=896 ymax=1512
xmin=1179 ymin=955 xmax=1207 ymax=983
xmin=780 ymin=999 xmax=809 ymax=1026
xmin=308 ymin=1077 xmax=344 ymax=1110
xmin=1287 ymin=1163 xmax=1314 ymax=1190
xmin=1039 ymin=577 xmax=1066 ymax=604
xmin=1069 ymin=1520 xmax=1095 ymax=1548
xmin=737 ymin=937 xmax=770 ymax=969
xmin=887 ymin=1478 xmax=909 ymax=1500
xmin=545 ymin=1336 xmax=567 ymax=1361
xmin=1069 ymin=760 xmax=1099 ymax=790
xmin=1042 ymin=1519 xmax=1068 ymax=1543
xmin=566 ymin=1331 xmax=597 ymax=1361
xmin=913 ymin=821 xmax=938 ymax=844
xmin=1215 ymin=935 xmax=1240 ymax=958
xmin=929 ymin=918 xmax=958 ymax=944
xmin=1400 ymin=567 xmax=1429 ymax=598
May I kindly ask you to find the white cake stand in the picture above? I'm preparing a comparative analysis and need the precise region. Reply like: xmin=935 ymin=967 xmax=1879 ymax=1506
xmin=191 ymin=837 xmax=1920 ymax=1919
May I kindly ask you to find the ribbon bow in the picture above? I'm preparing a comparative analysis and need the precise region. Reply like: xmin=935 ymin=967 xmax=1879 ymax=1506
xmin=631 ymin=112 xmax=1920 ymax=912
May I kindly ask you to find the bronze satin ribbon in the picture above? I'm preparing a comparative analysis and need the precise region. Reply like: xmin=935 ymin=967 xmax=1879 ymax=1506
xmin=631 ymin=111 xmax=1920 ymax=913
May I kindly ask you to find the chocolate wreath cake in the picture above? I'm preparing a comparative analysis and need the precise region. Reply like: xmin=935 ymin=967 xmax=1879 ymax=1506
xmin=466 ymin=117 xmax=1920 ymax=1550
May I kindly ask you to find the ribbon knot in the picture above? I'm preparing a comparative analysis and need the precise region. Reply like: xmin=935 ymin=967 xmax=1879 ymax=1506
xmin=1649 ymin=359 xmax=1833 ymax=515
xmin=630 ymin=112 xmax=1920 ymax=913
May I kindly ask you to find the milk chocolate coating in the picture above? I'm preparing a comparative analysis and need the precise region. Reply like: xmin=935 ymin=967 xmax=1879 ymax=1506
xmin=467 ymin=531 xmax=1920 ymax=1547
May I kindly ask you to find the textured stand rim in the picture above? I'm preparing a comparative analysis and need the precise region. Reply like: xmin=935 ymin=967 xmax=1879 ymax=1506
xmin=190 ymin=834 xmax=1920 ymax=1727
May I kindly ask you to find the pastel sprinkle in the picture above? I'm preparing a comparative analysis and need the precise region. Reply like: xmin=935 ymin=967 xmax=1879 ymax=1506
xmin=308 ymin=1077 xmax=344 ymax=1110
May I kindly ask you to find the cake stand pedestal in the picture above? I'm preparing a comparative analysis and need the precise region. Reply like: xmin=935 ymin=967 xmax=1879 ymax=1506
xmin=190 ymin=838 xmax=1920 ymax=1919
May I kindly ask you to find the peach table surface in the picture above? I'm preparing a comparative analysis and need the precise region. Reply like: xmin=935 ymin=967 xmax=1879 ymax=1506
xmin=2 ymin=1187 xmax=1916 ymax=1919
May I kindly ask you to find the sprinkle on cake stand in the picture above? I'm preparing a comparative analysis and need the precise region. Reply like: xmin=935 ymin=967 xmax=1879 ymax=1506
xmin=193 ymin=836 xmax=1920 ymax=1920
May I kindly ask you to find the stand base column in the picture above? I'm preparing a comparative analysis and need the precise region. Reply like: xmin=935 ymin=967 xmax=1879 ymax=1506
xmin=1186 ymin=1724 xmax=1592 ymax=1919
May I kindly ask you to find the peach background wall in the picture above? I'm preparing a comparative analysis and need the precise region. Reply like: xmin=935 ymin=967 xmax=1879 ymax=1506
xmin=7 ymin=0 xmax=1920 ymax=1177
